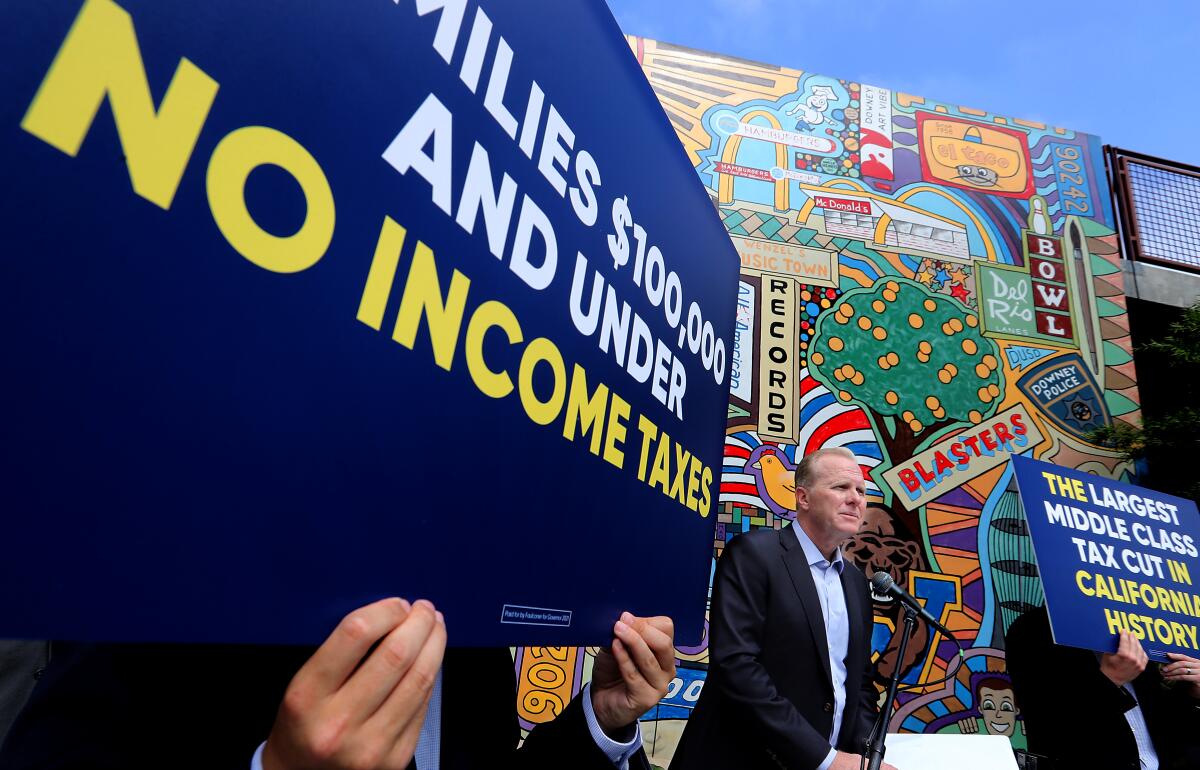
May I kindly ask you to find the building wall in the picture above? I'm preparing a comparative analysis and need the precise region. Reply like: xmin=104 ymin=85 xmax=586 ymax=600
xmin=512 ymin=38 xmax=1143 ymax=768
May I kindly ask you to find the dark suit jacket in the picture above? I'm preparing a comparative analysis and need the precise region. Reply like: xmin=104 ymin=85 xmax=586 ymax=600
xmin=1006 ymin=606 xmax=1200 ymax=770
xmin=0 ymin=643 xmax=648 ymax=770
xmin=671 ymin=528 xmax=879 ymax=770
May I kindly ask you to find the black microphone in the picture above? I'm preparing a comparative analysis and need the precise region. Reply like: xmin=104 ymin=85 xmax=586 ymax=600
xmin=869 ymin=571 xmax=956 ymax=639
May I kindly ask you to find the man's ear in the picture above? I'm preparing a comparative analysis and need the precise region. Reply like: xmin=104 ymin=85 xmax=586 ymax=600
xmin=795 ymin=485 xmax=809 ymax=514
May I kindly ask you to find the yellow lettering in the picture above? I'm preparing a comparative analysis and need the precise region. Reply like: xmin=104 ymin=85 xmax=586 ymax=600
xmin=698 ymin=466 xmax=713 ymax=517
xmin=357 ymin=217 xmax=408 ymax=330
xmin=518 ymin=338 xmax=566 ymax=426
xmin=636 ymin=414 xmax=658 ymax=482
xmin=603 ymin=395 xmax=629 ymax=470
xmin=563 ymin=364 xmax=608 ymax=456
xmin=686 ymin=455 xmax=703 ymax=512
xmin=21 ymin=0 xmax=218 ymax=209
xmin=1076 ymin=570 xmax=1095 ymax=596
xmin=1104 ymin=607 xmax=1126 ymax=636
xmin=207 ymin=126 xmax=335 ymax=273
xmin=465 ymin=301 xmax=522 ymax=398
xmin=392 ymin=241 xmax=470 ymax=370
xmin=648 ymin=432 xmax=672 ymax=494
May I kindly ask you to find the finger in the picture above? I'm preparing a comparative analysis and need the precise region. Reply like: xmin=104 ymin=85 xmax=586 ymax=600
xmin=370 ymin=608 xmax=447 ymax=738
xmin=1165 ymin=661 xmax=1192 ymax=678
xmin=625 ymin=614 xmax=676 ymax=674
xmin=296 ymin=598 xmax=410 ymax=698
xmin=384 ymin=676 xmax=438 ymax=769
xmin=1132 ymin=637 xmax=1148 ymax=666
xmin=338 ymin=601 xmax=439 ymax=721
xmin=611 ymin=637 xmax=648 ymax=691
xmin=644 ymin=615 xmax=675 ymax=637
xmin=616 ymin=617 xmax=668 ymax=685
xmin=1118 ymin=631 xmax=1134 ymax=657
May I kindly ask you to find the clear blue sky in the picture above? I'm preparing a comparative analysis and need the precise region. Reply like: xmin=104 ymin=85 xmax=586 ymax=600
xmin=606 ymin=0 xmax=1199 ymax=166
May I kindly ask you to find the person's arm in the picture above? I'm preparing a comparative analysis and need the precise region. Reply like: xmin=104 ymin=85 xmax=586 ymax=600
xmin=707 ymin=535 xmax=840 ymax=769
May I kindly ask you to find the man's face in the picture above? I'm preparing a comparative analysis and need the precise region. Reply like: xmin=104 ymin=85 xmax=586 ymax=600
xmin=796 ymin=455 xmax=866 ymax=554
xmin=978 ymin=685 xmax=1018 ymax=736
xmin=844 ymin=506 xmax=924 ymax=606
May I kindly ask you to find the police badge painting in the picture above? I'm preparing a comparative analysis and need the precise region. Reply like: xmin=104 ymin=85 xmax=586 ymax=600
xmin=1017 ymin=353 xmax=1110 ymax=441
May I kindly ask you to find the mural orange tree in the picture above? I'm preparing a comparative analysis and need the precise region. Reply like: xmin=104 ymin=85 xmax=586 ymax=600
xmin=808 ymin=277 xmax=1004 ymax=463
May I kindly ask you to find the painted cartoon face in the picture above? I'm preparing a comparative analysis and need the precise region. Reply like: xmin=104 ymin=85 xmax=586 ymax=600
xmin=807 ymin=93 xmax=829 ymax=110
xmin=796 ymin=455 xmax=866 ymax=555
xmin=978 ymin=685 xmax=1018 ymax=736
xmin=954 ymin=164 xmax=999 ymax=187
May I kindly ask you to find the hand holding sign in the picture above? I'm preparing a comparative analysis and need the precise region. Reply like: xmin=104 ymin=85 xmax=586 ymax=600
xmin=590 ymin=613 xmax=677 ymax=736
xmin=1098 ymin=630 xmax=1147 ymax=687
xmin=262 ymin=599 xmax=446 ymax=770
xmin=1162 ymin=652 xmax=1200 ymax=698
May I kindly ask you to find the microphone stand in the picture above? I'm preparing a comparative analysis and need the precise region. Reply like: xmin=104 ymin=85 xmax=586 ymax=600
xmin=866 ymin=604 xmax=918 ymax=770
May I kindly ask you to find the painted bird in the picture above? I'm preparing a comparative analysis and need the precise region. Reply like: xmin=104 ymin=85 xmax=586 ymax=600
xmin=752 ymin=451 xmax=797 ymax=512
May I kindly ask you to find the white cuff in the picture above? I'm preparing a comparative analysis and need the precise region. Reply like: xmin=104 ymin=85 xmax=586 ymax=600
xmin=250 ymin=741 xmax=266 ymax=770
xmin=816 ymin=747 xmax=837 ymax=770
xmin=580 ymin=682 xmax=643 ymax=769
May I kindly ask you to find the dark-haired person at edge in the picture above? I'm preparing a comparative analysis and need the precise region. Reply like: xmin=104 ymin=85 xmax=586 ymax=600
xmin=0 ymin=601 xmax=675 ymax=770
xmin=1006 ymin=604 xmax=1200 ymax=770
xmin=671 ymin=447 xmax=896 ymax=770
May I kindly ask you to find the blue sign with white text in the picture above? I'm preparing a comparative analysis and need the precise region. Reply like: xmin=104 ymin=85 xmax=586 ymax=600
xmin=0 ymin=0 xmax=738 ymax=645
xmin=1013 ymin=456 xmax=1200 ymax=661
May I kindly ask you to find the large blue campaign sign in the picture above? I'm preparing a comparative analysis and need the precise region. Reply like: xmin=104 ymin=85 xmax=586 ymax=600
xmin=0 ymin=0 xmax=739 ymax=645
xmin=1013 ymin=455 xmax=1200 ymax=661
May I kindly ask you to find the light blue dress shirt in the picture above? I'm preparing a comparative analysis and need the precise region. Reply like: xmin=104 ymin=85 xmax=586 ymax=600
xmin=793 ymin=523 xmax=849 ymax=770
xmin=250 ymin=668 xmax=642 ymax=770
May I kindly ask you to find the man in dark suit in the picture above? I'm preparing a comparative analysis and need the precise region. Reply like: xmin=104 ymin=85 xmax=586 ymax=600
xmin=1005 ymin=604 xmax=1200 ymax=770
xmin=672 ymin=447 xmax=894 ymax=770
xmin=0 ymin=599 xmax=674 ymax=770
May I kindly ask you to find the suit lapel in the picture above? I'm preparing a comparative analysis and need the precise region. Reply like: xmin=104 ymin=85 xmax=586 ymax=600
xmin=840 ymin=564 xmax=867 ymax=682
xmin=779 ymin=527 xmax=833 ymax=689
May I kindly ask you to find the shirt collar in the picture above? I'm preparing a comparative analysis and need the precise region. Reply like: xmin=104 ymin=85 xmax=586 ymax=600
xmin=792 ymin=521 xmax=845 ymax=573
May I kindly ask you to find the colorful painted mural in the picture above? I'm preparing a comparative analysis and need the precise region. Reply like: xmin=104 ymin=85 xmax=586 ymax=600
xmin=512 ymin=39 xmax=1142 ymax=767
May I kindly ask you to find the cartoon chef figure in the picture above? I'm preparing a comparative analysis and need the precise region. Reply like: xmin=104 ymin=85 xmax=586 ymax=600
xmin=786 ymin=84 xmax=837 ymax=131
